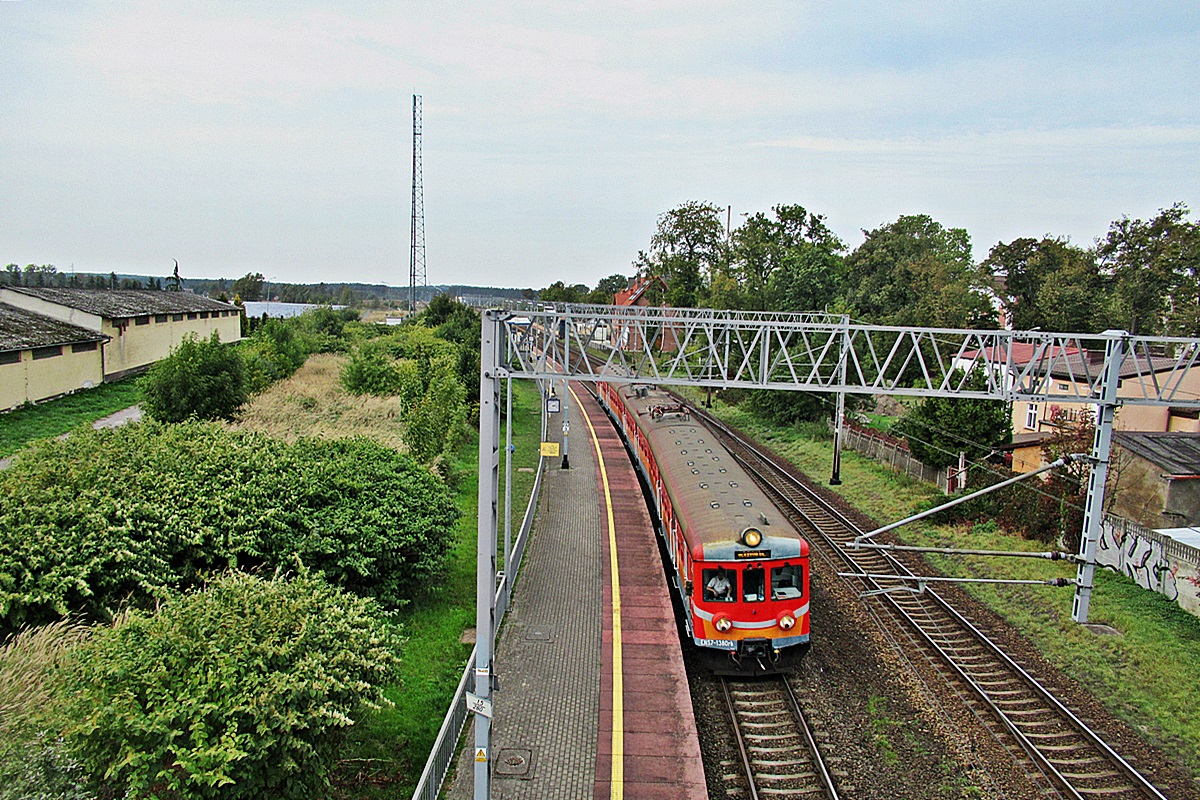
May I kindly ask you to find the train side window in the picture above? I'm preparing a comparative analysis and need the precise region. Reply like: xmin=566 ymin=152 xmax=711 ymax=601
xmin=771 ymin=565 xmax=804 ymax=600
xmin=742 ymin=567 xmax=765 ymax=602
xmin=702 ymin=568 xmax=735 ymax=602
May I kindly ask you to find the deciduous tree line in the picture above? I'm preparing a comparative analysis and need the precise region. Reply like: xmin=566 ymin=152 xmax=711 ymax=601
xmin=543 ymin=200 xmax=1200 ymax=336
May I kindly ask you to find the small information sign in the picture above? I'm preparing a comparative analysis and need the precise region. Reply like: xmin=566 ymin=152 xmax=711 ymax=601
xmin=547 ymin=396 xmax=561 ymax=414
xmin=540 ymin=441 xmax=560 ymax=457
xmin=475 ymin=748 xmax=488 ymax=763
xmin=466 ymin=692 xmax=494 ymax=719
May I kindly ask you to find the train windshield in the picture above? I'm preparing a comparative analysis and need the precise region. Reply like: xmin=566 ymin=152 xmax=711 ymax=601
xmin=702 ymin=568 xmax=736 ymax=602
xmin=742 ymin=567 xmax=765 ymax=602
xmin=771 ymin=564 xmax=804 ymax=600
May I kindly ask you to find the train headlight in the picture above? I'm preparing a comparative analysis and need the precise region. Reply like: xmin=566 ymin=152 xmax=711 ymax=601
xmin=713 ymin=614 xmax=733 ymax=633
xmin=741 ymin=527 xmax=763 ymax=548
xmin=776 ymin=611 xmax=796 ymax=631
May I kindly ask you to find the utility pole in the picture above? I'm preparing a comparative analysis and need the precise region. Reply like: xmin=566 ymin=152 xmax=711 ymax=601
xmin=409 ymin=94 xmax=427 ymax=313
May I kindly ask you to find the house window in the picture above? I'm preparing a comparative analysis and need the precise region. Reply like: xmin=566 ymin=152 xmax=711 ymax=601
xmin=32 ymin=345 xmax=63 ymax=360
xmin=171 ymin=313 xmax=184 ymax=322
xmin=1025 ymin=403 xmax=1039 ymax=430
xmin=135 ymin=316 xmax=150 ymax=326
xmin=187 ymin=312 xmax=198 ymax=320
xmin=200 ymin=311 xmax=210 ymax=319
xmin=71 ymin=341 xmax=98 ymax=353
xmin=0 ymin=351 xmax=19 ymax=365
xmin=155 ymin=314 xmax=168 ymax=323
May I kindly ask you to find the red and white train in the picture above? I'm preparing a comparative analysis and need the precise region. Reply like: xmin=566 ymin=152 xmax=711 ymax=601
xmin=599 ymin=380 xmax=811 ymax=671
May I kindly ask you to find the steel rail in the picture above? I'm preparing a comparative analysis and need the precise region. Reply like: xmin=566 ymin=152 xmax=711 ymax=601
xmin=721 ymin=677 xmax=762 ymax=800
xmin=694 ymin=405 xmax=1168 ymax=800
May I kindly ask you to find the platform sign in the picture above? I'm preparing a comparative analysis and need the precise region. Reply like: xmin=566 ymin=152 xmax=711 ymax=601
xmin=546 ymin=396 xmax=561 ymax=414
xmin=466 ymin=692 xmax=493 ymax=719
xmin=540 ymin=441 xmax=560 ymax=457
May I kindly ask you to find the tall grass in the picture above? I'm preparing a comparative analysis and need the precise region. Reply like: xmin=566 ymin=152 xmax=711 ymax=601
xmin=0 ymin=378 xmax=141 ymax=457
xmin=232 ymin=353 xmax=407 ymax=451
xmin=697 ymin=393 xmax=1200 ymax=781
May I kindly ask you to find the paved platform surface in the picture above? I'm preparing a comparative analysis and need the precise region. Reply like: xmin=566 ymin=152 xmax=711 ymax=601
xmin=444 ymin=387 xmax=706 ymax=799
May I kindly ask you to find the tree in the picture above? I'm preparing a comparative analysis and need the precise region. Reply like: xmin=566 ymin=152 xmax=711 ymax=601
xmin=1098 ymin=203 xmax=1200 ymax=336
xmin=231 ymin=272 xmax=266 ymax=302
xmin=984 ymin=237 xmax=1103 ymax=332
xmin=141 ymin=332 xmax=248 ymax=422
xmin=895 ymin=370 xmax=1011 ymax=469
xmin=537 ymin=280 xmax=585 ymax=303
xmin=842 ymin=214 xmax=993 ymax=327
xmin=649 ymin=201 xmax=727 ymax=307
xmin=588 ymin=273 xmax=629 ymax=304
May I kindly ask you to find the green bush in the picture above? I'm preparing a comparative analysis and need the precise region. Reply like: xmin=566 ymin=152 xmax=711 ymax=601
xmin=340 ymin=341 xmax=404 ymax=395
xmin=0 ymin=421 xmax=459 ymax=632
xmin=403 ymin=360 xmax=468 ymax=464
xmin=57 ymin=571 xmax=401 ymax=799
xmin=141 ymin=333 xmax=247 ymax=423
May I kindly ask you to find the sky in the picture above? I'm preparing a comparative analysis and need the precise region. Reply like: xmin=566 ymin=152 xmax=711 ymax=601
xmin=2 ymin=2 xmax=1199 ymax=291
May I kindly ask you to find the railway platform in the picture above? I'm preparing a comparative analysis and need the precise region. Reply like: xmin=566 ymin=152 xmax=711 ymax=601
xmin=443 ymin=385 xmax=707 ymax=800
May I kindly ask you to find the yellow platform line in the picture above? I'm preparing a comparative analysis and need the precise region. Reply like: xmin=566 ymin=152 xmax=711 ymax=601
xmin=572 ymin=386 xmax=623 ymax=799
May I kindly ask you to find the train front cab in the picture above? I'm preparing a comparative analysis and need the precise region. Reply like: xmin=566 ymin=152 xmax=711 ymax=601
xmin=689 ymin=531 xmax=811 ymax=672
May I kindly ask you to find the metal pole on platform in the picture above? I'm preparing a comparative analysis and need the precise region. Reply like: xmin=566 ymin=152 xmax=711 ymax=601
xmin=504 ymin=374 xmax=513 ymax=575
xmin=474 ymin=310 xmax=505 ymax=800
xmin=561 ymin=376 xmax=571 ymax=470
xmin=1072 ymin=331 xmax=1126 ymax=624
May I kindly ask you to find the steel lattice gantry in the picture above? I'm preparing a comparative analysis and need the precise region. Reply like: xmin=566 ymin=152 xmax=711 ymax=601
xmin=470 ymin=303 xmax=1200 ymax=799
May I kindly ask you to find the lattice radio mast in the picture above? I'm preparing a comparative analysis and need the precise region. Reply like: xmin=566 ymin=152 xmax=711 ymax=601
xmin=409 ymin=94 xmax=427 ymax=312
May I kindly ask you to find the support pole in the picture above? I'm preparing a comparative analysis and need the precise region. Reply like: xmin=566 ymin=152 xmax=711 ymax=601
xmin=474 ymin=310 xmax=505 ymax=799
xmin=831 ymin=314 xmax=849 ymax=486
xmin=504 ymin=374 xmax=513 ymax=574
xmin=561 ymin=376 xmax=571 ymax=470
xmin=1072 ymin=331 xmax=1126 ymax=624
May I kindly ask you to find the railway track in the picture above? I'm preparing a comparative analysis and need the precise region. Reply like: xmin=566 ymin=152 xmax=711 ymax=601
xmin=691 ymin=405 xmax=1168 ymax=800
xmin=721 ymin=674 xmax=841 ymax=800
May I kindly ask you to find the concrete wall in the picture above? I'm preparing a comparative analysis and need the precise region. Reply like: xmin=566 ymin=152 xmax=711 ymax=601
xmin=0 ymin=344 xmax=105 ymax=410
xmin=101 ymin=311 xmax=241 ymax=379
xmin=1100 ymin=516 xmax=1200 ymax=619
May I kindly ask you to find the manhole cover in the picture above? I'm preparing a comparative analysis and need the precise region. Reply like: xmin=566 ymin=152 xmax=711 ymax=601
xmin=525 ymin=628 xmax=552 ymax=642
xmin=495 ymin=747 xmax=535 ymax=777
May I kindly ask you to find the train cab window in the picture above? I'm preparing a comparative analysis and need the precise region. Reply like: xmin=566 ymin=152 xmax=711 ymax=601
xmin=771 ymin=565 xmax=805 ymax=600
xmin=742 ymin=567 xmax=765 ymax=602
xmin=702 ymin=568 xmax=735 ymax=602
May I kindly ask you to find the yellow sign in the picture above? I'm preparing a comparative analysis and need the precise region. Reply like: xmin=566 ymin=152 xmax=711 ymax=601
xmin=540 ymin=441 xmax=560 ymax=457
xmin=475 ymin=748 xmax=488 ymax=763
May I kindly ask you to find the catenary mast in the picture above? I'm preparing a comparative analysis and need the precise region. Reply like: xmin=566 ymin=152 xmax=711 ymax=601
xmin=409 ymin=94 xmax=427 ymax=312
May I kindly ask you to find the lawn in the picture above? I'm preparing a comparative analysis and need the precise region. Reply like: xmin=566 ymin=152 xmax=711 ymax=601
xmin=696 ymin=393 xmax=1200 ymax=782
xmin=0 ymin=377 xmax=142 ymax=457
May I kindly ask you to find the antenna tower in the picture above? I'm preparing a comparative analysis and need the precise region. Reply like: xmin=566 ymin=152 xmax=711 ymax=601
xmin=409 ymin=94 xmax=427 ymax=312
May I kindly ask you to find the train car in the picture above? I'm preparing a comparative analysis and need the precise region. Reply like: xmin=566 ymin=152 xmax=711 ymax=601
xmin=598 ymin=380 xmax=810 ymax=671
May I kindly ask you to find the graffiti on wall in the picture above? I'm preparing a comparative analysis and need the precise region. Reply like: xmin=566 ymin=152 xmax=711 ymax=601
xmin=1098 ymin=517 xmax=1200 ymax=617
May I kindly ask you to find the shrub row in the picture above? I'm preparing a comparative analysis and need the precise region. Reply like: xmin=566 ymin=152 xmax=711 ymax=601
xmin=2 ymin=571 xmax=400 ymax=800
xmin=0 ymin=420 xmax=459 ymax=633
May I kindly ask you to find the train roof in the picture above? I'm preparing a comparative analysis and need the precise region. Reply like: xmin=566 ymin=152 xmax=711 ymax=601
xmin=615 ymin=382 xmax=808 ymax=562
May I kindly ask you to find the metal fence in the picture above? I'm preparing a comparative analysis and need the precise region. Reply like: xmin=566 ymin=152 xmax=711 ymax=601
xmin=409 ymin=454 xmax=546 ymax=800
xmin=840 ymin=422 xmax=950 ymax=492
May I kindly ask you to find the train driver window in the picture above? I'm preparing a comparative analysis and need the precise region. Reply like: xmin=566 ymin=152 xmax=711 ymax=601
xmin=771 ymin=565 xmax=804 ymax=600
xmin=702 ymin=567 xmax=735 ymax=602
xmin=742 ymin=567 xmax=765 ymax=602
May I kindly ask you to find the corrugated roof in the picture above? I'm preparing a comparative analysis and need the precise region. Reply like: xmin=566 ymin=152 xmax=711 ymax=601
xmin=1113 ymin=431 xmax=1200 ymax=477
xmin=5 ymin=286 xmax=239 ymax=317
xmin=0 ymin=303 xmax=110 ymax=352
